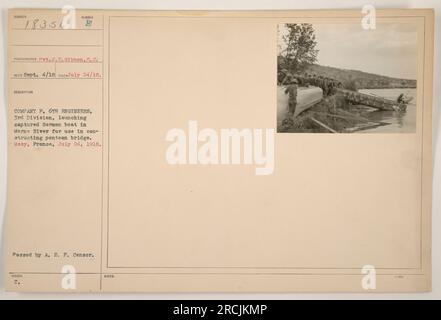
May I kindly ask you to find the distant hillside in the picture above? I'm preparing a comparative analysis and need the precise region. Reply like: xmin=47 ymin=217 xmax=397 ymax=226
xmin=305 ymin=64 xmax=416 ymax=89
xmin=278 ymin=56 xmax=417 ymax=89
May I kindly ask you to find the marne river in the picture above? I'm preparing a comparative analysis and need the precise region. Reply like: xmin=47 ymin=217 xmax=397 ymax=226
xmin=358 ymin=88 xmax=417 ymax=133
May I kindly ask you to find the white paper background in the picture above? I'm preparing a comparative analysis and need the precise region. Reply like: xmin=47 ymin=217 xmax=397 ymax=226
xmin=0 ymin=0 xmax=439 ymax=299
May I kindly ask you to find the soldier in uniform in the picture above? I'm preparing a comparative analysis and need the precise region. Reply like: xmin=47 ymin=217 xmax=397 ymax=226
xmin=323 ymin=78 xmax=330 ymax=97
xmin=281 ymin=71 xmax=293 ymax=85
xmin=281 ymin=77 xmax=298 ymax=129
xmin=297 ymin=74 xmax=305 ymax=86
xmin=303 ymin=73 xmax=308 ymax=87
xmin=317 ymin=76 xmax=324 ymax=92
xmin=308 ymin=74 xmax=315 ymax=86
xmin=329 ymin=80 xmax=336 ymax=95
xmin=306 ymin=73 xmax=314 ymax=87
xmin=285 ymin=77 xmax=298 ymax=117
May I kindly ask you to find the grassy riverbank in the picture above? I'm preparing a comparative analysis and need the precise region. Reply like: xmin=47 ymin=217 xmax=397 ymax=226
xmin=281 ymin=92 xmax=388 ymax=133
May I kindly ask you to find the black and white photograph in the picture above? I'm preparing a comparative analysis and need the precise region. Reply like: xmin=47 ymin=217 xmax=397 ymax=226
xmin=277 ymin=23 xmax=418 ymax=133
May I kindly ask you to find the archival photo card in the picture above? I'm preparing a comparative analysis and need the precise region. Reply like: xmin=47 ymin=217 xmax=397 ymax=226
xmin=5 ymin=9 xmax=433 ymax=293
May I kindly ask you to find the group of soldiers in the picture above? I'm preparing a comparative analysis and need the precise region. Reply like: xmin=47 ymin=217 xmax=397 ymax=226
xmin=279 ymin=70 xmax=410 ymax=131
xmin=279 ymin=71 xmax=343 ymax=130
xmin=281 ymin=71 xmax=343 ymax=97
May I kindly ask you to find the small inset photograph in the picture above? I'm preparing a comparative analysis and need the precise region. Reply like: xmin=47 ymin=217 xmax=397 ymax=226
xmin=277 ymin=23 xmax=417 ymax=133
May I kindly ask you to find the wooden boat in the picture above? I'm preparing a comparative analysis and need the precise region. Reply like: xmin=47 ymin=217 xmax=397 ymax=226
xmin=337 ymin=88 xmax=408 ymax=111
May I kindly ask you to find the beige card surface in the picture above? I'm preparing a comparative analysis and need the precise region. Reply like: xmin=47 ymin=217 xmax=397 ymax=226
xmin=5 ymin=9 xmax=433 ymax=292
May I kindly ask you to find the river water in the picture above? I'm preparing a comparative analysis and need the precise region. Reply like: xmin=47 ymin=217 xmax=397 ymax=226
xmin=357 ymin=88 xmax=417 ymax=133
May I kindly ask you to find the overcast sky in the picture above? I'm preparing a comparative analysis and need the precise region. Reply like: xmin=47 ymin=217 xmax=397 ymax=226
xmin=279 ymin=23 xmax=418 ymax=80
